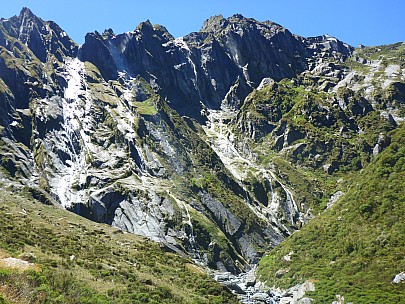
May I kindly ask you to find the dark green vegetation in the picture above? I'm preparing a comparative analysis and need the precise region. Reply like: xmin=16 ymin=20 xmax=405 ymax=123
xmin=257 ymin=123 xmax=405 ymax=303
xmin=0 ymin=189 xmax=237 ymax=304
xmin=236 ymin=79 xmax=394 ymax=173
xmin=349 ymin=42 xmax=405 ymax=68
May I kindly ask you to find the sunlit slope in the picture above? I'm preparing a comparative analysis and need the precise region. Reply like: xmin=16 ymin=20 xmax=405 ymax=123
xmin=257 ymin=124 xmax=405 ymax=303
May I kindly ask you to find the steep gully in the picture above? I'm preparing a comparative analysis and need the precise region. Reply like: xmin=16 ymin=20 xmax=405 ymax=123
xmin=52 ymin=58 xmax=90 ymax=208
xmin=202 ymin=108 xmax=308 ymax=303
xmin=203 ymin=109 xmax=307 ymax=240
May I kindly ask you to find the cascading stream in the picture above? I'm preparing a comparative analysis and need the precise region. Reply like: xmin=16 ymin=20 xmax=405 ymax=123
xmin=202 ymin=107 xmax=307 ymax=303
xmin=55 ymin=58 xmax=90 ymax=208
xmin=168 ymin=192 xmax=202 ymax=262
xmin=202 ymin=108 xmax=304 ymax=226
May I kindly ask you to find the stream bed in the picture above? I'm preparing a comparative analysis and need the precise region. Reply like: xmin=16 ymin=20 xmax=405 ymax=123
xmin=212 ymin=266 xmax=315 ymax=304
xmin=212 ymin=266 xmax=281 ymax=303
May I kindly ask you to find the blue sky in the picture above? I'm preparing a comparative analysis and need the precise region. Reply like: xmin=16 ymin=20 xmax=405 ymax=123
xmin=2 ymin=0 xmax=404 ymax=46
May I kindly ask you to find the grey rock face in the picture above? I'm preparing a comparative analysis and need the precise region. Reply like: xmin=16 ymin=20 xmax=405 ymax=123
xmin=112 ymin=193 xmax=168 ymax=242
xmin=199 ymin=191 xmax=242 ymax=236
xmin=2 ymin=8 xmax=78 ymax=62
xmin=305 ymin=34 xmax=353 ymax=59
xmin=79 ymin=32 xmax=119 ymax=80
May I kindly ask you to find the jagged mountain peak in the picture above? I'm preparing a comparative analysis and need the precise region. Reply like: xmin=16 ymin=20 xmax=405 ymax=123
xmin=201 ymin=13 xmax=255 ymax=29
xmin=201 ymin=13 xmax=284 ymax=36
xmin=14 ymin=7 xmax=44 ymax=36
xmin=201 ymin=14 xmax=260 ymax=34
xmin=132 ymin=20 xmax=174 ymax=42
xmin=231 ymin=13 xmax=246 ymax=19
xmin=201 ymin=14 xmax=226 ymax=32
xmin=19 ymin=6 xmax=36 ymax=19
xmin=0 ymin=7 xmax=77 ymax=62
xmin=102 ymin=27 xmax=115 ymax=38
xmin=135 ymin=19 xmax=154 ymax=32
xmin=1 ymin=7 xmax=43 ymax=38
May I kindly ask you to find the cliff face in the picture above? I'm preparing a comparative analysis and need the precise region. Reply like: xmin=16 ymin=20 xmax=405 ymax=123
xmin=78 ymin=14 xmax=352 ymax=120
xmin=0 ymin=8 xmax=403 ymax=276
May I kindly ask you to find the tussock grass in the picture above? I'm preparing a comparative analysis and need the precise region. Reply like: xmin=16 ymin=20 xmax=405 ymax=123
xmin=0 ymin=188 xmax=237 ymax=303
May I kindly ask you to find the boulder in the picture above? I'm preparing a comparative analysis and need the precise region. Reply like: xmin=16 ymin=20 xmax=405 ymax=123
xmin=251 ymin=292 xmax=270 ymax=302
xmin=222 ymin=282 xmax=246 ymax=294
xmin=245 ymin=271 xmax=256 ymax=287
xmin=392 ymin=272 xmax=405 ymax=283
xmin=373 ymin=143 xmax=381 ymax=156
xmin=275 ymin=268 xmax=289 ymax=278
xmin=323 ymin=162 xmax=338 ymax=174
xmin=214 ymin=272 xmax=232 ymax=282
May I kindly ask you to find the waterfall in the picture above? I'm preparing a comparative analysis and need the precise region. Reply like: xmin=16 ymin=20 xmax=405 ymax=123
xmin=168 ymin=192 xmax=201 ymax=261
xmin=54 ymin=58 xmax=90 ymax=208
xmin=181 ymin=200 xmax=201 ymax=261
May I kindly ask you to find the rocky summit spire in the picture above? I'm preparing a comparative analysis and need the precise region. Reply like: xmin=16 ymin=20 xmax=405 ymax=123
xmin=201 ymin=15 xmax=227 ymax=33
xmin=19 ymin=7 xmax=36 ymax=19
xmin=136 ymin=20 xmax=153 ymax=32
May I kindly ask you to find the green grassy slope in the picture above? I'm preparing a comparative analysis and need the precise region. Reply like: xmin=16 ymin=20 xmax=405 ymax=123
xmin=257 ymin=123 xmax=405 ymax=303
xmin=0 ymin=188 xmax=237 ymax=304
